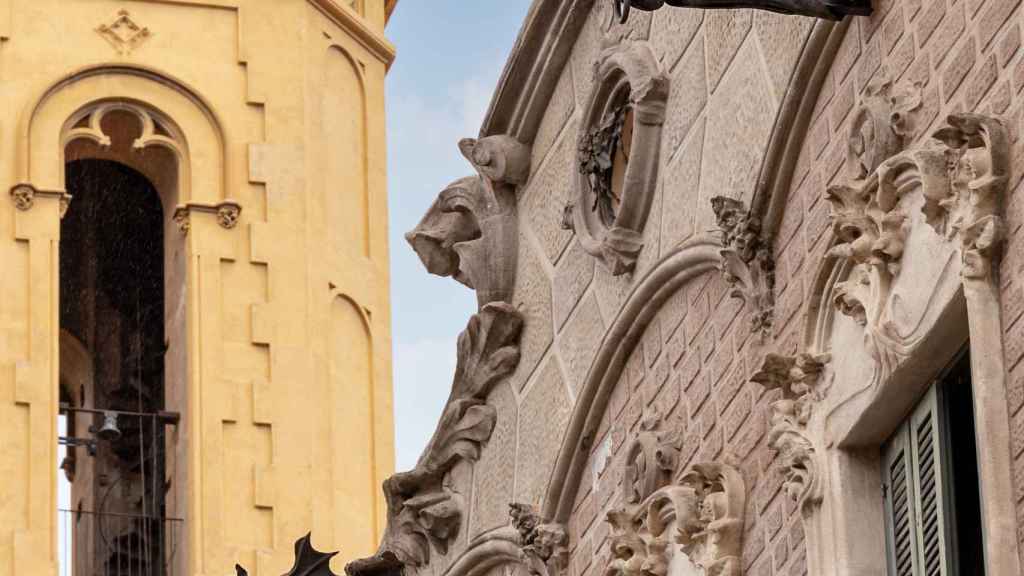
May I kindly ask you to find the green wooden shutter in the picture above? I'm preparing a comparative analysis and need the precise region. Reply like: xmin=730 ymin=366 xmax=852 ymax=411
xmin=883 ymin=385 xmax=956 ymax=576
xmin=884 ymin=424 xmax=918 ymax=576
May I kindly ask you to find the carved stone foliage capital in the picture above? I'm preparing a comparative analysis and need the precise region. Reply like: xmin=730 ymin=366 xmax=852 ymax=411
xmin=711 ymin=197 xmax=775 ymax=339
xmin=750 ymin=353 xmax=829 ymax=512
xmin=348 ymin=303 xmax=523 ymax=575
xmin=567 ymin=39 xmax=668 ymax=276
xmin=10 ymin=183 xmax=73 ymax=218
xmin=172 ymin=201 xmax=243 ymax=235
xmin=510 ymin=503 xmax=568 ymax=576
xmin=606 ymin=462 xmax=745 ymax=576
xmin=407 ymin=136 xmax=528 ymax=308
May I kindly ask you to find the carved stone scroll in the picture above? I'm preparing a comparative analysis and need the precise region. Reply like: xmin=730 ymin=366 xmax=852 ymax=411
xmin=612 ymin=0 xmax=872 ymax=23
xmin=750 ymin=353 xmax=829 ymax=511
xmin=406 ymin=136 xmax=529 ymax=308
xmin=509 ymin=503 xmax=568 ymax=576
xmin=711 ymin=197 xmax=775 ymax=339
xmin=347 ymin=303 xmax=524 ymax=576
xmin=605 ymin=462 xmax=745 ymax=576
xmin=568 ymin=39 xmax=668 ymax=276
xmin=172 ymin=200 xmax=243 ymax=235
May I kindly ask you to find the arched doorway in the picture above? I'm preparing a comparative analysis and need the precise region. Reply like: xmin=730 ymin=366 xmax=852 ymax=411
xmin=56 ymin=105 xmax=187 ymax=576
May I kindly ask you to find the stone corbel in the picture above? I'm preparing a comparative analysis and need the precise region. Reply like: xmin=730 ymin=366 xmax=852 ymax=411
xmin=347 ymin=303 xmax=524 ymax=576
xmin=406 ymin=136 xmax=529 ymax=308
xmin=749 ymin=353 xmax=829 ymax=513
xmin=605 ymin=462 xmax=745 ymax=576
xmin=172 ymin=200 xmax=242 ymax=235
xmin=710 ymin=197 xmax=775 ymax=339
xmin=10 ymin=183 xmax=73 ymax=218
xmin=509 ymin=503 xmax=568 ymax=576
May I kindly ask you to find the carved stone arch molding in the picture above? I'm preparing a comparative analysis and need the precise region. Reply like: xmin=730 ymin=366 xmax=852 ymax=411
xmin=567 ymin=38 xmax=669 ymax=276
xmin=15 ymin=64 xmax=241 ymax=230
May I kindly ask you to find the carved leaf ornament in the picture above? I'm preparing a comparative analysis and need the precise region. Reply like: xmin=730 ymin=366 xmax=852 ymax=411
xmin=347 ymin=303 xmax=524 ymax=575
xmin=710 ymin=197 xmax=776 ymax=339
xmin=510 ymin=503 xmax=569 ymax=576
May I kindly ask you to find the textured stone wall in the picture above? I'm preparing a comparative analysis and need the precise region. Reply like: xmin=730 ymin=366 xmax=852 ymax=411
xmin=454 ymin=0 xmax=1024 ymax=575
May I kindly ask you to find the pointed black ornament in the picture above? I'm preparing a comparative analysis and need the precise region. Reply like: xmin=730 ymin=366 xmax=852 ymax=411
xmin=235 ymin=533 xmax=340 ymax=576
xmin=285 ymin=533 xmax=340 ymax=576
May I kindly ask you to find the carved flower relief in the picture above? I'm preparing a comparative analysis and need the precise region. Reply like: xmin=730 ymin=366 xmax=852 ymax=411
xmin=750 ymin=353 xmax=829 ymax=511
xmin=847 ymin=79 xmax=922 ymax=179
xmin=510 ymin=504 xmax=569 ymax=576
xmin=566 ymin=40 xmax=668 ymax=276
xmin=710 ymin=197 xmax=775 ymax=339
xmin=605 ymin=464 xmax=745 ymax=576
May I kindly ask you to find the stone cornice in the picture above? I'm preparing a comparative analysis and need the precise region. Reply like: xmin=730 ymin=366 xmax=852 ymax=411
xmin=481 ymin=0 xmax=593 ymax=142
xmin=309 ymin=0 xmax=397 ymax=68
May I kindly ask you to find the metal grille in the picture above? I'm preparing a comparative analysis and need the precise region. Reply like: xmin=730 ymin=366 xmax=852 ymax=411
xmin=59 ymin=509 xmax=183 ymax=576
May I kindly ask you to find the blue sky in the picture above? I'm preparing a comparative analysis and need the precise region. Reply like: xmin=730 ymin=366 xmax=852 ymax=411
xmin=386 ymin=1 xmax=533 ymax=470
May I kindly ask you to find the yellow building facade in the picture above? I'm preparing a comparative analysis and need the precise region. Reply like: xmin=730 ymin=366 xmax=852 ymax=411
xmin=0 ymin=1 xmax=396 ymax=574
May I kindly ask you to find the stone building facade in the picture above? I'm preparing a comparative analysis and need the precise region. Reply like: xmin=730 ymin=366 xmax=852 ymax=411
xmin=352 ymin=1 xmax=1024 ymax=575
xmin=0 ymin=1 xmax=397 ymax=574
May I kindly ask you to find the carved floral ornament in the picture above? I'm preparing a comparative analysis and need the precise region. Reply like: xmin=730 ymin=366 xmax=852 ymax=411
xmin=347 ymin=303 xmax=524 ymax=576
xmin=406 ymin=135 xmax=530 ymax=308
xmin=172 ymin=201 xmax=243 ymax=235
xmin=824 ymin=74 xmax=1009 ymax=374
xmin=565 ymin=39 xmax=668 ymax=276
xmin=599 ymin=410 xmax=745 ymax=576
xmin=509 ymin=503 xmax=569 ymax=576
xmin=710 ymin=197 xmax=775 ymax=339
xmin=749 ymin=353 xmax=829 ymax=511
xmin=9 ymin=183 xmax=72 ymax=217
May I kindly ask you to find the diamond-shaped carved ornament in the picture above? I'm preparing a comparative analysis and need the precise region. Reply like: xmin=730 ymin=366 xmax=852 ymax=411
xmin=236 ymin=533 xmax=340 ymax=576
xmin=96 ymin=10 xmax=152 ymax=55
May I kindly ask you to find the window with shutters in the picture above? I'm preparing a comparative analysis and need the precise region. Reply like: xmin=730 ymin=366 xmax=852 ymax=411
xmin=881 ymin=350 xmax=984 ymax=576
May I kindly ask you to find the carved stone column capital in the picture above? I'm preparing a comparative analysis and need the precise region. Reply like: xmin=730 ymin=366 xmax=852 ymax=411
xmin=172 ymin=200 xmax=243 ymax=235
xmin=10 ymin=183 xmax=73 ymax=218
xmin=710 ymin=197 xmax=775 ymax=339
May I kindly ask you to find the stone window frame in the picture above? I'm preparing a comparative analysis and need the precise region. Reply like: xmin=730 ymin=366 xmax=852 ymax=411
xmin=569 ymin=39 xmax=668 ymax=276
xmin=785 ymin=112 xmax=1021 ymax=576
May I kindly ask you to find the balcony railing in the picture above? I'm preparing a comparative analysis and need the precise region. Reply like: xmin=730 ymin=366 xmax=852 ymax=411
xmin=59 ymin=508 xmax=184 ymax=576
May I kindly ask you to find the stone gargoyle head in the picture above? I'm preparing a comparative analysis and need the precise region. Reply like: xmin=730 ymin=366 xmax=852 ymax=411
xmin=405 ymin=137 xmax=527 ymax=308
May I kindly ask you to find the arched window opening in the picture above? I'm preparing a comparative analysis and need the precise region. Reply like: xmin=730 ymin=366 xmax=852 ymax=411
xmin=56 ymin=103 xmax=188 ymax=576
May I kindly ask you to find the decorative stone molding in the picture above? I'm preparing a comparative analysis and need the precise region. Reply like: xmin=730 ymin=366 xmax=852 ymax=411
xmin=750 ymin=353 xmax=829 ymax=511
xmin=612 ymin=0 xmax=872 ymax=23
xmin=823 ymin=79 xmax=926 ymax=370
xmin=711 ymin=197 xmax=775 ymax=339
xmin=349 ymin=303 xmax=524 ymax=575
xmin=606 ymin=462 xmax=745 ymax=576
xmin=847 ymin=79 xmax=923 ymax=180
xmin=623 ymin=408 xmax=680 ymax=504
xmin=406 ymin=136 xmax=529 ymax=308
xmin=10 ymin=183 xmax=73 ymax=217
xmin=509 ymin=503 xmax=568 ymax=576
xmin=567 ymin=39 xmax=668 ymax=276
xmin=96 ymin=10 xmax=152 ymax=55
xmin=926 ymin=115 xmax=1010 ymax=280
xmin=172 ymin=201 xmax=242 ymax=235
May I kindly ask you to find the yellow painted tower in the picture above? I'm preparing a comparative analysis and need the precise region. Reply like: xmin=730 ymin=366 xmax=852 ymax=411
xmin=0 ymin=1 xmax=397 ymax=574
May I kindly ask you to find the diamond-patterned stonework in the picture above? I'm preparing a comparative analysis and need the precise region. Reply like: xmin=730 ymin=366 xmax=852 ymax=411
xmin=96 ymin=10 xmax=152 ymax=55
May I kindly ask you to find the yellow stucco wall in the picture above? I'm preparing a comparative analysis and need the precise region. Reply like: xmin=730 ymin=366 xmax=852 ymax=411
xmin=0 ymin=1 xmax=395 ymax=574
